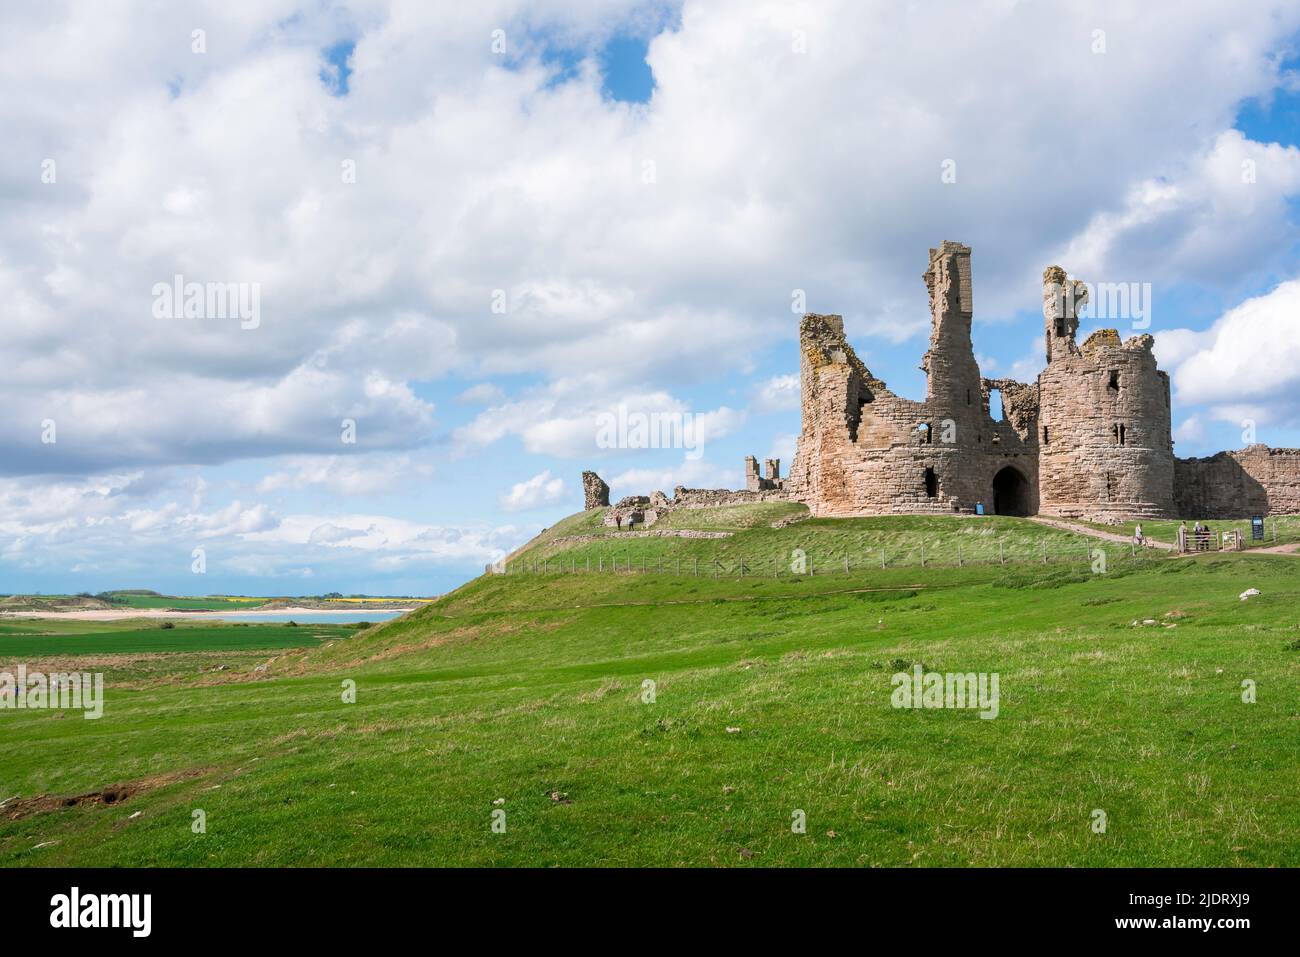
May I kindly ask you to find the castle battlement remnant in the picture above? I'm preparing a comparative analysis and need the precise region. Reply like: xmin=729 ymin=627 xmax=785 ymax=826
xmin=584 ymin=242 xmax=1299 ymax=523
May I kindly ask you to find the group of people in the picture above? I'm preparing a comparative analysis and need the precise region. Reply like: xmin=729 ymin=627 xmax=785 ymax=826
xmin=1174 ymin=520 xmax=1216 ymax=552
xmin=1134 ymin=521 xmax=1218 ymax=552
xmin=613 ymin=515 xmax=636 ymax=532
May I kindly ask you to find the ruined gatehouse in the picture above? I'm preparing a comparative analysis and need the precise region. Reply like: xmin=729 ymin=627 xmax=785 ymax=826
xmin=585 ymin=241 xmax=1300 ymax=523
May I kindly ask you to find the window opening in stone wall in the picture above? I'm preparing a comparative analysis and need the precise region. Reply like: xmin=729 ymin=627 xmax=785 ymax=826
xmin=924 ymin=467 xmax=938 ymax=498
xmin=1107 ymin=370 xmax=1120 ymax=391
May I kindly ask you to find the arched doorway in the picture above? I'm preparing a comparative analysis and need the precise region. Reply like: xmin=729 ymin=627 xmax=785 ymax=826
xmin=992 ymin=466 xmax=1031 ymax=516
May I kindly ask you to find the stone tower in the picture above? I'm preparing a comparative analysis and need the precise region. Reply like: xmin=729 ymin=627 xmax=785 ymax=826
xmin=1035 ymin=267 xmax=1176 ymax=519
xmin=588 ymin=241 xmax=1300 ymax=523
xmin=786 ymin=242 xmax=1038 ymax=516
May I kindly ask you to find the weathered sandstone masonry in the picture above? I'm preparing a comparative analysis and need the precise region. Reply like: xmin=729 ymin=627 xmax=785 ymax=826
xmin=582 ymin=470 xmax=610 ymax=510
xmin=786 ymin=242 xmax=1040 ymax=517
xmin=1174 ymin=446 xmax=1300 ymax=517
xmin=584 ymin=242 xmax=1300 ymax=521
xmin=1035 ymin=268 xmax=1176 ymax=521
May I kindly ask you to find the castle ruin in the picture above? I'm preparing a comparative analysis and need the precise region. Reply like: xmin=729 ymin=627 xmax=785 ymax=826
xmin=585 ymin=241 xmax=1300 ymax=523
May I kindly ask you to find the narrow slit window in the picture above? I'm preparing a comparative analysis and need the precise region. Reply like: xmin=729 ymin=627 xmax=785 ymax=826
xmin=924 ymin=467 xmax=938 ymax=498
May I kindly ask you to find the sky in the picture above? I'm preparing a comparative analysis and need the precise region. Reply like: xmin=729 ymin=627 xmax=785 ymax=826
xmin=3 ymin=0 xmax=1300 ymax=597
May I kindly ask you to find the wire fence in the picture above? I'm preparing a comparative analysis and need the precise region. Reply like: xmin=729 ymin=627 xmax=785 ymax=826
xmin=488 ymin=539 xmax=1155 ymax=578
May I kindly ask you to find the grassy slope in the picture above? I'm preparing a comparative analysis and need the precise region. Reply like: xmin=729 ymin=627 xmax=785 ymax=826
xmin=1081 ymin=515 xmax=1300 ymax=549
xmin=1 ymin=512 xmax=1298 ymax=867
xmin=516 ymin=508 xmax=1136 ymax=570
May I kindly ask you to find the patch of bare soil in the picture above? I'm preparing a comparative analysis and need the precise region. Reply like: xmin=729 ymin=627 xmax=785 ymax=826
xmin=0 ymin=767 xmax=209 ymax=821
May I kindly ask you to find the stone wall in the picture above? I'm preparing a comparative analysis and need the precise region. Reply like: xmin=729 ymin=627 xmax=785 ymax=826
xmin=584 ymin=481 xmax=791 ymax=529
xmin=1174 ymin=446 xmax=1300 ymax=517
xmin=672 ymin=486 xmax=792 ymax=508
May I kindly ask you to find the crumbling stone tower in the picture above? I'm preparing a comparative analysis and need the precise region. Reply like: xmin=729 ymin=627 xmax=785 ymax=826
xmin=1036 ymin=267 xmax=1176 ymax=519
xmin=588 ymin=240 xmax=1299 ymax=523
xmin=581 ymin=470 xmax=610 ymax=510
xmin=787 ymin=242 xmax=1038 ymax=515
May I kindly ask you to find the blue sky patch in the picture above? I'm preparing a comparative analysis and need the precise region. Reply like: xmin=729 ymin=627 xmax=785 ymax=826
xmin=321 ymin=39 xmax=355 ymax=96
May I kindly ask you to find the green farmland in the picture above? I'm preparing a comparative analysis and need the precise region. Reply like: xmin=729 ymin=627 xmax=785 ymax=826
xmin=2 ymin=508 xmax=1298 ymax=867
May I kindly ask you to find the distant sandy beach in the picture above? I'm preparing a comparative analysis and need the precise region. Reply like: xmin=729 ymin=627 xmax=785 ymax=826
xmin=0 ymin=606 xmax=415 ymax=622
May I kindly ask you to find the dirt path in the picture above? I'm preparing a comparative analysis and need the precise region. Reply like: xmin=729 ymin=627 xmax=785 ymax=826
xmin=1028 ymin=516 xmax=1300 ymax=558
xmin=1027 ymin=516 xmax=1173 ymax=551
xmin=1251 ymin=541 xmax=1300 ymax=555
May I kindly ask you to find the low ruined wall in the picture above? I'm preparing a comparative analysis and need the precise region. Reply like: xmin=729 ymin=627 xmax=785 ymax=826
xmin=1174 ymin=446 xmax=1300 ymax=517
xmin=672 ymin=486 xmax=792 ymax=508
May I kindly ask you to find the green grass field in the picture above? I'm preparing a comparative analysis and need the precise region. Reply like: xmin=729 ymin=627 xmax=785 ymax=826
xmin=0 ymin=618 xmax=356 ymax=657
xmin=2 ymin=510 xmax=1298 ymax=867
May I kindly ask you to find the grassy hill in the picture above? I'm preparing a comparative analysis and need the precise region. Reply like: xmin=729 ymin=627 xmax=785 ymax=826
xmin=1 ymin=508 xmax=1297 ymax=867
xmin=512 ymin=506 xmax=1136 ymax=571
